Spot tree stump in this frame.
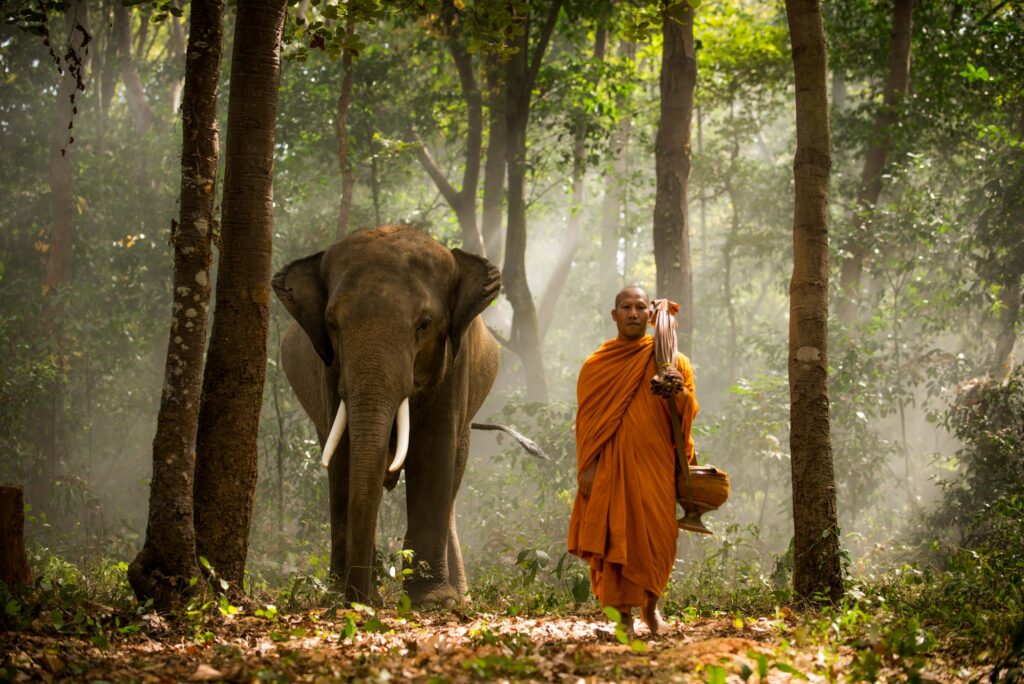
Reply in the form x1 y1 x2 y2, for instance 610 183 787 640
0 485 32 587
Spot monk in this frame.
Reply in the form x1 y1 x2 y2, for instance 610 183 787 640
568 286 698 637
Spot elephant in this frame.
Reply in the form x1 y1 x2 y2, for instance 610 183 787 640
271 224 500 607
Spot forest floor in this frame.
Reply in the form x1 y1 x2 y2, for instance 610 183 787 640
1 604 992 683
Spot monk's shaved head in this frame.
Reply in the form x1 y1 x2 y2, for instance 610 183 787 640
611 286 650 341
614 286 649 307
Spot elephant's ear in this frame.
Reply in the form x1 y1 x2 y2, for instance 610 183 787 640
272 251 334 366
449 248 501 360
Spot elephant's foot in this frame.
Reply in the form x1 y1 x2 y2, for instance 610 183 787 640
406 582 460 610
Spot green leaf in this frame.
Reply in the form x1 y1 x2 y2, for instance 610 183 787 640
705 665 727 684
772 662 809 679
343 615 357 639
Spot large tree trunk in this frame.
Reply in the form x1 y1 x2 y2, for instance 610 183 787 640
193 0 287 588
128 0 224 610
0 486 31 587
503 0 563 403
652 4 696 356
481 54 507 264
836 0 913 323
784 0 843 604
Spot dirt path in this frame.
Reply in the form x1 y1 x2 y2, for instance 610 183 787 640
1 608 976 682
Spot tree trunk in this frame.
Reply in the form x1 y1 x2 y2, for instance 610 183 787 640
481 53 507 264
98 0 118 141
114 0 157 134
992 279 1021 379
652 5 696 356
599 39 635 337
538 25 607 339
413 7 484 255
723 96 739 382
784 0 843 603
836 0 913 323
335 22 355 239
503 0 563 403
193 0 287 589
0 486 31 587
128 0 224 610
35 1 88 508
167 5 186 115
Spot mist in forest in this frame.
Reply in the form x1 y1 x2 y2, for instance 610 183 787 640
1 0 1019 607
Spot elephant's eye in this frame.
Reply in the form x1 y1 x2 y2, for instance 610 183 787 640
416 316 432 335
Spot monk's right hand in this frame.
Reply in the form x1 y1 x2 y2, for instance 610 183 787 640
579 460 598 500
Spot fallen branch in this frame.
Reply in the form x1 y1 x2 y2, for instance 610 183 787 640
471 423 548 459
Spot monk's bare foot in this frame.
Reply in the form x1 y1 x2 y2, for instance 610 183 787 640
641 598 667 636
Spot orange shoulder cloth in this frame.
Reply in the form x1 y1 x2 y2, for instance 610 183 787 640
575 336 655 475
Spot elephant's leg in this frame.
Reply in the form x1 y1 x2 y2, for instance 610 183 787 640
447 514 468 601
403 420 459 608
327 440 351 584
446 427 470 600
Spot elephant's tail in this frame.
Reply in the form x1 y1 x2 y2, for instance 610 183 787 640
471 423 549 460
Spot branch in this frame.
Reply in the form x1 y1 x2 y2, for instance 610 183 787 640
471 423 549 459
411 130 460 208
526 0 564 93
448 34 482 201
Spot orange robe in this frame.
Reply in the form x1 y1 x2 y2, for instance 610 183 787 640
567 335 698 608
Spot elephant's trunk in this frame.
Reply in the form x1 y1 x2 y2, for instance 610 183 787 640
339 344 413 603
343 395 393 602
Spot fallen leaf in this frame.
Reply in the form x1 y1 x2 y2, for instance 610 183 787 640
187 663 224 681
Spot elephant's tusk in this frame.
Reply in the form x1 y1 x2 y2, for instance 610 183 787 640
322 399 347 468
388 398 410 473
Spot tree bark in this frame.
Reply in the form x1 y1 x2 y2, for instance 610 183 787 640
652 4 696 356
784 0 843 603
481 53 507 264
193 0 287 589
836 0 913 323
503 0 563 403
128 0 224 610
0 486 31 587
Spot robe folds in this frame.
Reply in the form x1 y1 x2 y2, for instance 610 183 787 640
568 335 698 608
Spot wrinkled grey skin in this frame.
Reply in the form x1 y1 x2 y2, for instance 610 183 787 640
272 225 500 607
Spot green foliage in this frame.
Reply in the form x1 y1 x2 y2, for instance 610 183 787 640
927 368 1024 549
